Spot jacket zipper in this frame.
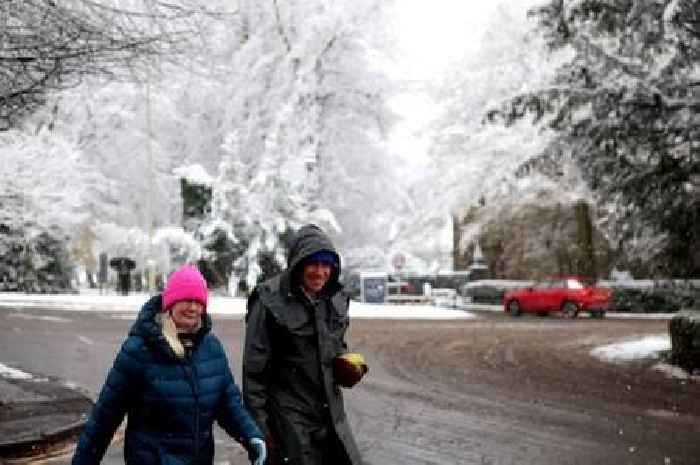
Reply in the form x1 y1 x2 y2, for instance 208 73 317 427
192 360 200 458
181 355 200 458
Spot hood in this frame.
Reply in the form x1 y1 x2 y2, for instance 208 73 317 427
285 224 341 294
129 295 212 358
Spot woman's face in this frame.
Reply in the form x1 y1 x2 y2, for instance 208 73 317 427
170 300 204 330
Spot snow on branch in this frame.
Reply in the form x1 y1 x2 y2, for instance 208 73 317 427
0 0 231 130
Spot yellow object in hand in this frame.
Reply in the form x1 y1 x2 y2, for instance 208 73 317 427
333 352 368 388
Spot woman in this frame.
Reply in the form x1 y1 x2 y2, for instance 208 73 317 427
72 265 266 465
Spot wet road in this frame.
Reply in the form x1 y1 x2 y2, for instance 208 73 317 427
0 307 698 464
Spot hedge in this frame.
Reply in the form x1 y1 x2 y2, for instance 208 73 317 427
669 310 700 373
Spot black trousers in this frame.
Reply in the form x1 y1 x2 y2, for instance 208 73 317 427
314 430 351 465
270 428 351 465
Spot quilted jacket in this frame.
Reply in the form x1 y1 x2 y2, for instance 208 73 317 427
72 295 262 465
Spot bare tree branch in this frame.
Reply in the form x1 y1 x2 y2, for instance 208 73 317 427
0 0 229 130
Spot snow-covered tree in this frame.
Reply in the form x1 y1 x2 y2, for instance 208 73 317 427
203 0 395 286
391 2 565 269
4 0 398 286
152 226 202 269
0 128 116 235
0 0 222 130
0 192 73 292
0 0 239 291
492 0 700 277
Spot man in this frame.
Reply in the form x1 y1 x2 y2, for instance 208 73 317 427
243 224 366 465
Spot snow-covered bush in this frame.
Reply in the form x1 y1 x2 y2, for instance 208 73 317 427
152 226 202 269
0 194 73 292
610 285 697 313
670 310 700 374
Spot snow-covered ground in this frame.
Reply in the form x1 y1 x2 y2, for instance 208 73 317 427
590 335 670 362
651 362 700 380
0 362 33 380
590 334 699 380
0 292 475 319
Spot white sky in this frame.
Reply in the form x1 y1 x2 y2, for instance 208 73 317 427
386 1 498 166
385 1 536 166
388 1 499 82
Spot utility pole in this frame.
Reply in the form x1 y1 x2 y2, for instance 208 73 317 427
144 0 159 291
145 65 155 291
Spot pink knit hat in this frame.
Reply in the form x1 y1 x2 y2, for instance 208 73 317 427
162 265 208 312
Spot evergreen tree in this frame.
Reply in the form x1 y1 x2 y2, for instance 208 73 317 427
491 0 700 277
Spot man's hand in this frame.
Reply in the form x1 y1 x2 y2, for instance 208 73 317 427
248 437 267 465
333 352 369 388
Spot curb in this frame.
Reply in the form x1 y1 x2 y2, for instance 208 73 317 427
0 370 93 461
0 419 86 460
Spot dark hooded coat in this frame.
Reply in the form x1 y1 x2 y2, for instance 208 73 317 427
243 225 362 465
71 295 262 465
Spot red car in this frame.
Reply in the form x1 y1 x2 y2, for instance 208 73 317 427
503 277 612 319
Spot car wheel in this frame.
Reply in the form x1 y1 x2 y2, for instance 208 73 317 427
561 301 579 319
507 300 521 317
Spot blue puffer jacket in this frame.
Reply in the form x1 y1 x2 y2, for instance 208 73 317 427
72 295 262 465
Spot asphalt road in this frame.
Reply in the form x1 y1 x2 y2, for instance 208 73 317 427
0 307 697 465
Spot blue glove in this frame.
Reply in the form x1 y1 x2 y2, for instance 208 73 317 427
248 437 267 465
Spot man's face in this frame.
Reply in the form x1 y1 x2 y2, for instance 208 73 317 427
301 261 332 295
170 300 204 330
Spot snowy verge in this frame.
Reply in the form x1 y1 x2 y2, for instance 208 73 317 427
0 362 33 380
651 362 700 381
349 303 475 319
590 335 670 362
0 292 475 320
589 335 700 380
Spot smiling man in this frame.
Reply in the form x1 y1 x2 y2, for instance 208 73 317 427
242 224 367 465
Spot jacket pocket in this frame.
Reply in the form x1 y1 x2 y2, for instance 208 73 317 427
328 312 348 333
124 433 160 465
270 306 315 336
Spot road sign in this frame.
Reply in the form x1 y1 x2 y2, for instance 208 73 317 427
392 253 406 271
